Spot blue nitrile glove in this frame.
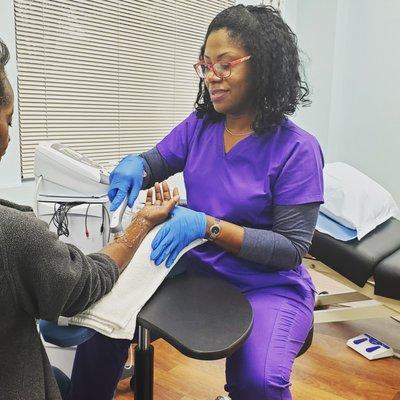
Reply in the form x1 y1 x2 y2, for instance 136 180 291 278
108 154 144 211
151 206 207 268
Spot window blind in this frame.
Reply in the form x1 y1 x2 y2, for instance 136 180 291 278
14 0 234 177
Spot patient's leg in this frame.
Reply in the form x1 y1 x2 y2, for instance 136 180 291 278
52 366 71 400
70 332 131 400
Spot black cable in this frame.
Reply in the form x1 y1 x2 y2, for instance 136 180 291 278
50 202 83 238
49 201 110 242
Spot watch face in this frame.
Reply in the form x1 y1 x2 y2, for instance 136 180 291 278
211 226 220 235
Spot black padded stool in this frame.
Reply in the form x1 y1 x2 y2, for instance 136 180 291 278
132 271 253 400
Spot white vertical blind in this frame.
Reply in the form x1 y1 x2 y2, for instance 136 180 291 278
14 0 234 177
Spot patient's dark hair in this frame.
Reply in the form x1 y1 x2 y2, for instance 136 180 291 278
0 39 10 107
195 4 310 133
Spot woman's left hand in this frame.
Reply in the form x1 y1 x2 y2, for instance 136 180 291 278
150 206 207 268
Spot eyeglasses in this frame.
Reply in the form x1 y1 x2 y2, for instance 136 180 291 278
193 55 251 79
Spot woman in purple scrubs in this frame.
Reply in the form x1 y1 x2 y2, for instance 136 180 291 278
71 5 323 400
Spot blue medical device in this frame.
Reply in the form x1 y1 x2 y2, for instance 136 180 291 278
347 333 394 360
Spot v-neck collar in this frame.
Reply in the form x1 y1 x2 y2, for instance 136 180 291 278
218 119 257 159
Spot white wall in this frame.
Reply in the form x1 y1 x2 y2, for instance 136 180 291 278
0 0 36 205
0 0 22 188
328 0 400 203
290 0 400 204
291 0 338 153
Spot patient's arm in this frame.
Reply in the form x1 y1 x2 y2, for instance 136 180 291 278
101 181 179 272
2 181 179 320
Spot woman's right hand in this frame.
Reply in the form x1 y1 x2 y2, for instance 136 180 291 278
108 154 144 211
137 181 180 229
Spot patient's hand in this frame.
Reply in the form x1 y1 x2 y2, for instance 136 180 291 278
137 181 179 229
102 182 179 272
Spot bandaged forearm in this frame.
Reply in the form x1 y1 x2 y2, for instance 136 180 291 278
140 147 174 189
101 215 153 272
238 203 320 270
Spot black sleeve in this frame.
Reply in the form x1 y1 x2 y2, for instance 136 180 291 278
237 203 320 270
140 147 174 189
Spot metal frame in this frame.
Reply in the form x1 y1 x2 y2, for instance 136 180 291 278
193 55 251 79
303 258 400 324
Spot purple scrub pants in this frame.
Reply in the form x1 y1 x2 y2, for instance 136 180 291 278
225 288 314 399
69 285 314 400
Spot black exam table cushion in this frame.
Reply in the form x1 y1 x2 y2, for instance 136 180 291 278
374 248 400 300
309 218 400 287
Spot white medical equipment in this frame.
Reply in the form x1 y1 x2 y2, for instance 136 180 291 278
34 141 186 248
34 142 130 377
34 142 121 253
347 333 394 360
34 142 110 199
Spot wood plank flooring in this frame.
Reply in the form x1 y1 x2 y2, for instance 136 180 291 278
116 317 400 400
116 269 400 400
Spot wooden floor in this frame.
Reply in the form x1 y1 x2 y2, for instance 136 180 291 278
116 269 400 400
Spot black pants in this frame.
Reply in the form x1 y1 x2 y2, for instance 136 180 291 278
52 366 71 400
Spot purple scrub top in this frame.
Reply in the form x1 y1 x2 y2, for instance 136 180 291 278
157 112 324 298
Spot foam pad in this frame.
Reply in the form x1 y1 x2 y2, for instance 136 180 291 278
39 320 95 348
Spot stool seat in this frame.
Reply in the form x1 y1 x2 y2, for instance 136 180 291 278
137 271 253 360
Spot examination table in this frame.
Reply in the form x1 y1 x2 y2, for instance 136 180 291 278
307 217 400 324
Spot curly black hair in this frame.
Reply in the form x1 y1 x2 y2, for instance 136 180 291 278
194 4 310 134
0 39 10 107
